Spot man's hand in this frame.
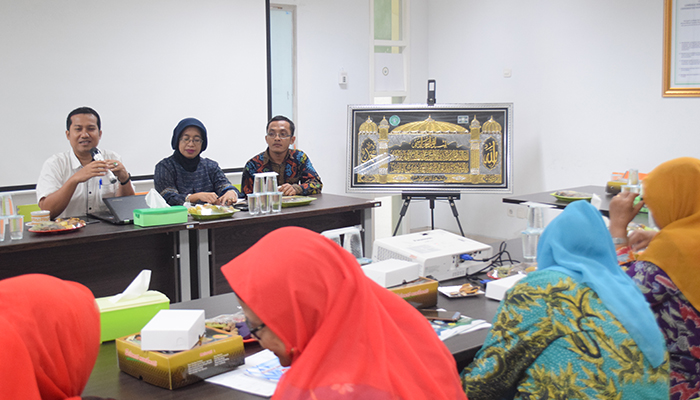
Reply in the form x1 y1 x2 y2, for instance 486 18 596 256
71 160 110 184
105 159 129 183
278 183 299 196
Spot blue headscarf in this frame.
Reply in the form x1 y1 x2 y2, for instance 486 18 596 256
537 200 666 368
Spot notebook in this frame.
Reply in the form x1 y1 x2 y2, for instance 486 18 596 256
89 194 148 225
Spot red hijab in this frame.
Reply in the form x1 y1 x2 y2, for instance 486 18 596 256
0 274 100 400
222 227 467 400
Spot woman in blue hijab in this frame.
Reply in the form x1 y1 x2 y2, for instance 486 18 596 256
154 118 241 206
462 201 669 400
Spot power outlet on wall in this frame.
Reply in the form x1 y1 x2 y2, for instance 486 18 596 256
506 204 528 219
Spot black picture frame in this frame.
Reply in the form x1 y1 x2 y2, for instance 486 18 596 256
346 103 513 194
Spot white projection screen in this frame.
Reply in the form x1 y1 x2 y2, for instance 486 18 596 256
0 0 268 187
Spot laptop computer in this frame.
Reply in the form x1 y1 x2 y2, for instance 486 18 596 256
89 194 148 225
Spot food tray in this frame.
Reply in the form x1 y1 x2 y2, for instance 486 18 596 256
281 196 317 208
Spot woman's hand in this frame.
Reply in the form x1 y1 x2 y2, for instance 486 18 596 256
189 192 219 204
608 192 645 239
628 230 658 251
218 190 238 206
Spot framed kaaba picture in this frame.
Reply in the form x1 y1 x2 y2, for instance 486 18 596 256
346 103 513 194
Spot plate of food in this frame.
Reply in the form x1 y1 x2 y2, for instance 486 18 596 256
438 283 484 298
281 196 317 208
28 218 86 234
551 190 593 202
188 204 239 220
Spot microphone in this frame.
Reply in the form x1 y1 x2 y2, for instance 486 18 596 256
90 148 118 184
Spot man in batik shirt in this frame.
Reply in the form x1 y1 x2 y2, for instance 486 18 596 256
241 115 322 196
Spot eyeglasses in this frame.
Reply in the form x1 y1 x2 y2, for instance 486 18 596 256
180 136 203 145
266 132 292 139
247 321 267 340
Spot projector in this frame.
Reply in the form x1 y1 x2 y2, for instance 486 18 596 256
372 229 493 281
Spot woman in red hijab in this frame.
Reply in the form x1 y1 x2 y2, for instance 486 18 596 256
0 274 101 399
222 226 467 400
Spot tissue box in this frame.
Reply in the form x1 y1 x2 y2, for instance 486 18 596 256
96 290 170 343
141 309 205 351
388 277 439 308
362 259 420 288
134 206 188 227
485 274 527 301
116 327 245 390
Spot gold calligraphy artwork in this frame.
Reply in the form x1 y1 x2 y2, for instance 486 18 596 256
353 112 506 188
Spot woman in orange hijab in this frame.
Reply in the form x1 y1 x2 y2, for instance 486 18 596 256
610 157 700 400
222 226 467 400
0 274 102 400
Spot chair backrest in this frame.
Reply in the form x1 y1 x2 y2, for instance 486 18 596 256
17 204 41 220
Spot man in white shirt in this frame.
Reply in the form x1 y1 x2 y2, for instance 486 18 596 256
36 107 135 219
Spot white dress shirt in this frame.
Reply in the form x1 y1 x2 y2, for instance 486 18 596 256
36 150 130 219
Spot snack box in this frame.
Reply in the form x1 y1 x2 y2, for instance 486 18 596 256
116 327 245 390
95 290 170 343
388 277 438 308
141 309 205 351
134 206 188 227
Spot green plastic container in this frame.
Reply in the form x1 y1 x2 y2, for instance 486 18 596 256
133 206 188 227
95 290 170 342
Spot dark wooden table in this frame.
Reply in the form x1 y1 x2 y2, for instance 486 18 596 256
198 193 380 296
0 219 193 300
83 238 518 400
0 193 379 302
502 185 613 216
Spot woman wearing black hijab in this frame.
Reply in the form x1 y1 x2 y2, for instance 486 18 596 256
154 117 241 206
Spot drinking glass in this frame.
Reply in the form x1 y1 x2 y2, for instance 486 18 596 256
521 230 540 265
1 194 14 216
253 175 265 194
248 194 261 216
259 192 271 214
264 174 278 194
9 215 24 240
270 192 282 213
526 206 543 231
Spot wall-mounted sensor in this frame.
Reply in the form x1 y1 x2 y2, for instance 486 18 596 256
339 71 348 85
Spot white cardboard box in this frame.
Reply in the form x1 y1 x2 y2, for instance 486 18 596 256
362 259 420 288
141 309 205 351
485 274 526 301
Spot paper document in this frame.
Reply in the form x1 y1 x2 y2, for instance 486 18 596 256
206 349 283 397
431 316 491 341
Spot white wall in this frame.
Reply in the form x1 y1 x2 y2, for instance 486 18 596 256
8 0 697 242
272 1 372 196
413 0 700 240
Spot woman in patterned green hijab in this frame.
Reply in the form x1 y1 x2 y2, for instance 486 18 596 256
462 200 669 400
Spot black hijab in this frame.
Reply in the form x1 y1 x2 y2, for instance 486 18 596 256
171 118 208 172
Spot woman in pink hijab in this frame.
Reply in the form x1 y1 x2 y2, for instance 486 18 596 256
222 226 467 400
0 274 103 399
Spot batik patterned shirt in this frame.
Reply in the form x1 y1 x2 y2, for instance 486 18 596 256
462 270 669 400
241 149 322 195
627 260 700 400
